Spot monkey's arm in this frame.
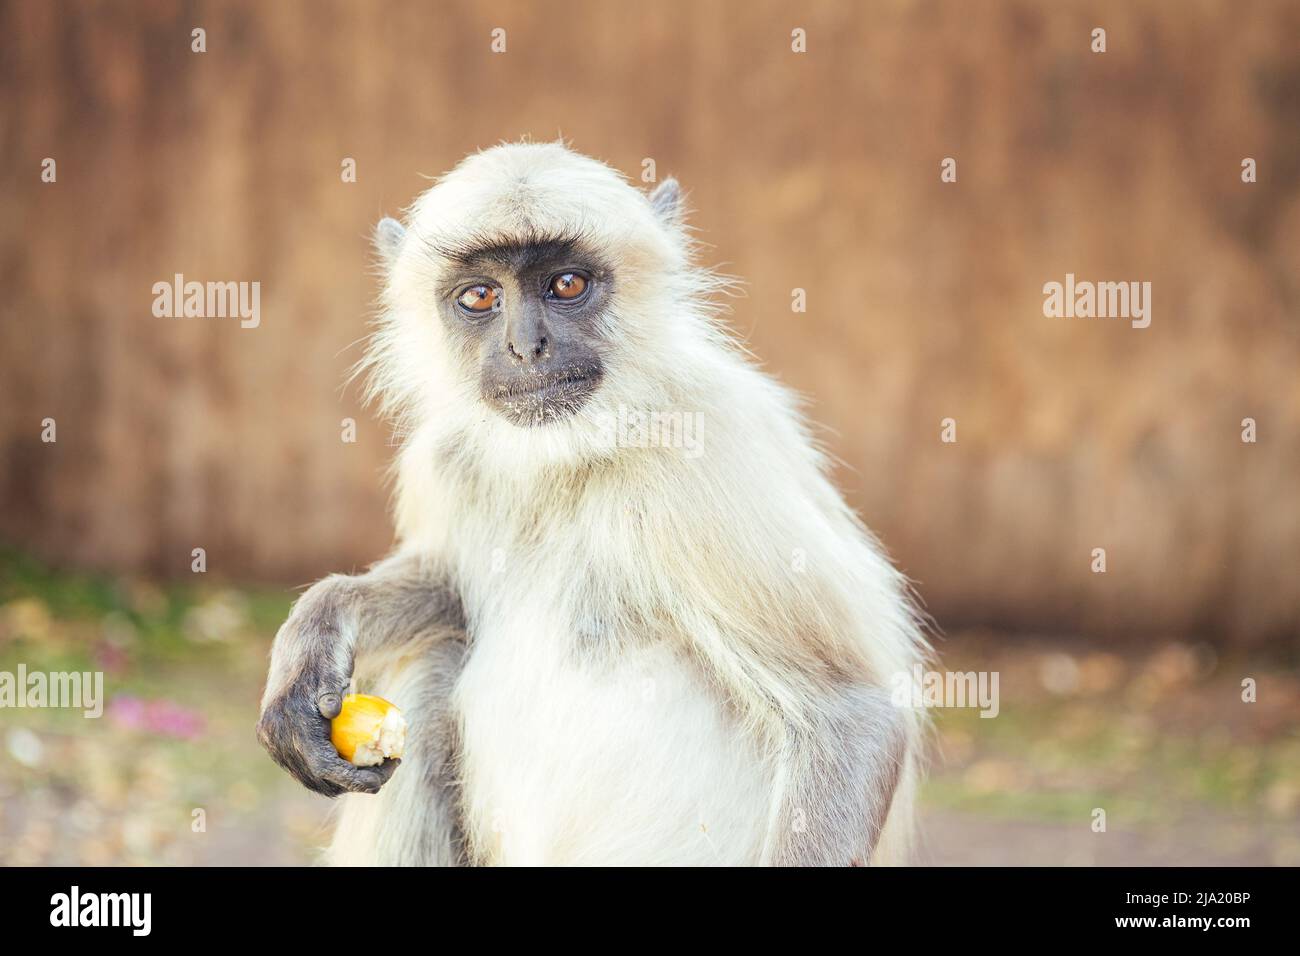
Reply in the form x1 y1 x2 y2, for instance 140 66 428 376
761 683 908 866
256 549 463 797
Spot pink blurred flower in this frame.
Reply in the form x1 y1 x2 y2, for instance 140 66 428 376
108 695 205 740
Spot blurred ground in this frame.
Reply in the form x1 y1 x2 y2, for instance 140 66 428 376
918 632 1300 865
1 549 1297 866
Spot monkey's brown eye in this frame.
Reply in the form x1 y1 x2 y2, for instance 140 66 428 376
548 272 588 300
456 285 499 314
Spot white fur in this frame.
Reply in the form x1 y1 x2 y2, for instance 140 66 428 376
342 142 929 865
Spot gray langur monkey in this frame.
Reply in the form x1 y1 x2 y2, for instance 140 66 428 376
256 142 930 866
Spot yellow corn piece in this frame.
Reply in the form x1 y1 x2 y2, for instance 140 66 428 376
330 694 407 766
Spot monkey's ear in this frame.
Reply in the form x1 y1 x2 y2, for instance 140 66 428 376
648 177 682 226
374 216 407 266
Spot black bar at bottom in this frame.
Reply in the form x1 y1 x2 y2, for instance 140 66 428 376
0 865 1285 941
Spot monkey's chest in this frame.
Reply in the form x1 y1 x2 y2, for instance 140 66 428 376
452 616 771 866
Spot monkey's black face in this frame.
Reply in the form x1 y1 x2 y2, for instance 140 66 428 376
436 237 610 428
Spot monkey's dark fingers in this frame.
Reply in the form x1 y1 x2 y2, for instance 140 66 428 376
307 739 401 794
257 717 342 797
258 688 344 793
258 678 397 796
364 758 401 788
312 664 353 718
317 688 344 719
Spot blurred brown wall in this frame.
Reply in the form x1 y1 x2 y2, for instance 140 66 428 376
2 0 1298 646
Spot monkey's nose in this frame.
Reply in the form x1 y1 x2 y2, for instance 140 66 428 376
507 335 549 365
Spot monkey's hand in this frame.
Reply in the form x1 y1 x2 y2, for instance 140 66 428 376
255 611 400 798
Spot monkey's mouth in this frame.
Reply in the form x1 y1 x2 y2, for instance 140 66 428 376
483 367 604 427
